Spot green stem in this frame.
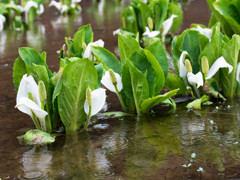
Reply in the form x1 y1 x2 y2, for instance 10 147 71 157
193 84 201 98
114 85 127 112
31 111 41 130
84 105 92 130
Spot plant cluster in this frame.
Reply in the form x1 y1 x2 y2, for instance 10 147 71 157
115 0 183 46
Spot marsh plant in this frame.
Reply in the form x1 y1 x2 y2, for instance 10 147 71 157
0 0 44 31
166 23 240 109
49 0 82 14
13 24 178 136
207 0 240 38
114 0 183 46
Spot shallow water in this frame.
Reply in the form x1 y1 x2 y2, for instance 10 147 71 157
3 0 240 179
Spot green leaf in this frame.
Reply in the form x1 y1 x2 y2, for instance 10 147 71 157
163 98 176 112
121 6 139 34
58 59 98 133
152 0 168 31
95 64 103 88
165 73 187 95
221 35 240 97
13 57 27 91
128 61 149 114
186 95 210 109
91 46 121 74
118 34 140 65
167 1 183 33
146 40 168 79
141 89 179 113
102 111 134 118
73 28 85 56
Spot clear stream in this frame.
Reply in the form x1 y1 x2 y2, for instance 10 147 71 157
2 0 240 179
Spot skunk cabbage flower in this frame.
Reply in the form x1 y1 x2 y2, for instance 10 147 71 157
0 15 6 32
196 26 212 40
143 27 160 38
49 0 68 14
179 51 188 79
16 74 48 119
24 1 44 23
187 72 204 88
236 63 240 83
206 56 233 79
162 14 177 38
84 88 106 117
83 39 104 60
113 29 121 36
101 70 122 93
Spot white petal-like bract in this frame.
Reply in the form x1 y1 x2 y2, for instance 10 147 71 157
83 39 104 60
236 63 240 83
196 26 212 40
143 27 160 38
49 0 61 10
187 72 204 88
101 70 122 93
179 51 188 79
84 88 106 116
162 14 177 37
113 29 121 36
206 56 233 79
0 14 6 32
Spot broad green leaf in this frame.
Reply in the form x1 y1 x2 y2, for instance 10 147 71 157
91 46 121 74
121 6 139 34
167 1 183 33
95 64 103 88
73 28 85 56
118 34 140 65
165 73 187 95
221 35 240 97
78 24 93 45
130 49 164 97
128 61 149 114
152 0 168 31
141 89 179 113
163 98 176 112
146 40 168 79
58 59 98 133
186 95 210 109
13 57 27 91
52 78 63 104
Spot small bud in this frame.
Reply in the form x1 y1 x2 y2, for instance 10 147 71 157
82 42 87 51
147 17 153 31
28 92 34 102
109 69 117 86
122 17 126 28
86 88 92 106
185 59 192 73
38 81 47 103
201 56 209 75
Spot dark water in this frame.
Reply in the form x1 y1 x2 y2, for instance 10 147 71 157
3 0 240 179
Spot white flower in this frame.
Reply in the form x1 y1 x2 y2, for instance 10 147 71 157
83 39 104 60
196 26 212 40
179 51 188 79
187 72 204 88
162 14 177 38
101 70 122 93
197 167 204 173
143 27 160 38
84 88 106 117
113 29 121 36
16 74 48 119
72 0 81 3
191 153 196 159
24 1 38 22
49 0 68 14
37 4 44 15
236 63 240 83
182 163 191 168
0 14 6 32
206 56 233 80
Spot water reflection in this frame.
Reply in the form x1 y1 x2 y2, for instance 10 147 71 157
16 100 240 179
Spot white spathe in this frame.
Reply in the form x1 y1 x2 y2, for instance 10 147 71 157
101 70 123 93
24 1 38 23
143 27 160 38
113 29 121 36
83 39 104 60
236 63 240 83
16 74 48 119
206 56 233 79
196 26 212 40
187 72 204 88
37 4 44 15
162 14 177 37
179 51 188 79
84 88 106 116
0 14 6 32
49 0 68 14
